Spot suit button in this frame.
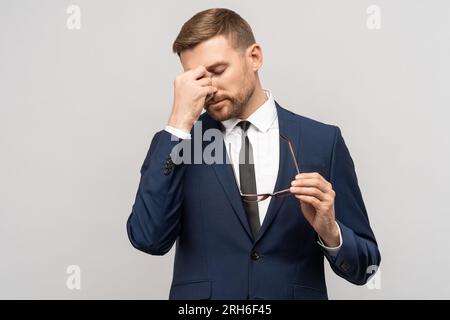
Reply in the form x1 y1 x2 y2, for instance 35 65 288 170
340 261 351 272
251 251 260 260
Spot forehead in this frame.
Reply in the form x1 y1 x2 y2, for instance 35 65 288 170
180 35 237 71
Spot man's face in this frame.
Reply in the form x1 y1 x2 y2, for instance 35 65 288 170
180 35 257 121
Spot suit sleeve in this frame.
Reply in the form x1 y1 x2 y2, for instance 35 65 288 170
126 130 186 255
321 126 381 285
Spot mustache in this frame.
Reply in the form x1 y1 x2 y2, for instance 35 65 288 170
206 95 230 105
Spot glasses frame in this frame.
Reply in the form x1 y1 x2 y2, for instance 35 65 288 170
240 134 300 202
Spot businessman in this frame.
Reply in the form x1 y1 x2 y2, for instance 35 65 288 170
127 8 381 300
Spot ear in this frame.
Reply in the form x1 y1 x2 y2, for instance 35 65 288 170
246 43 263 72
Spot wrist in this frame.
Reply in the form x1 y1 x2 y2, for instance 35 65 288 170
168 114 193 133
319 222 340 247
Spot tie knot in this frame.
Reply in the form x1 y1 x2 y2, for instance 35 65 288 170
237 120 251 132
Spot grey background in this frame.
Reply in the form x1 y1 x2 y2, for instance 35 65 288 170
1 0 449 299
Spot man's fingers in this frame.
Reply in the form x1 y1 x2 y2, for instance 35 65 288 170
295 195 321 209
295 172 326 181
291 178 330 192
197 76 212 87
290 186 327 201
291 177 325 187
189 65 208 80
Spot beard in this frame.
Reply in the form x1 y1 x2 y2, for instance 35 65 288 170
204 81 256 122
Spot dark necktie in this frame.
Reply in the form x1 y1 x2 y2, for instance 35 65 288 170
238 120 261 240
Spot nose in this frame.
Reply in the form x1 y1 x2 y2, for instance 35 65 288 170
210 74 218 89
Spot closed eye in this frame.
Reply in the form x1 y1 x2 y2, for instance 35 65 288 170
211 68 226 76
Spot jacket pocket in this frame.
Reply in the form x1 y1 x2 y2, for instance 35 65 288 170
169 280 212 300
291 284 328 300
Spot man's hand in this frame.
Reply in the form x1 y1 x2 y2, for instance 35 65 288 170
290 172 340 247
168 65 218 133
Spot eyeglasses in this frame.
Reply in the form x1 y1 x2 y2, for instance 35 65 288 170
240 134 300 202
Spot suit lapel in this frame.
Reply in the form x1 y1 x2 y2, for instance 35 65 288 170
200 113 254 241
255 102 301 243
199 102 301 244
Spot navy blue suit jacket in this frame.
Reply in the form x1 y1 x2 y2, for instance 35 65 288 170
127 102 381 300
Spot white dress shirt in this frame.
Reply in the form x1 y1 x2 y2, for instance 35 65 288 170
220 90 279 223
165 90 341 255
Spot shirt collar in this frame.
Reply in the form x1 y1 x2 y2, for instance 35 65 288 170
221 89 277 133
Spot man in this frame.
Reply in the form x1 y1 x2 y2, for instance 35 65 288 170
127 8 381 300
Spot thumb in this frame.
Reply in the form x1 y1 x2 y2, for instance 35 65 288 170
298 198 315 225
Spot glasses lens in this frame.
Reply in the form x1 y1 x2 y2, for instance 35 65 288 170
274 189 291 198
240 136 298 203
242 194 269 202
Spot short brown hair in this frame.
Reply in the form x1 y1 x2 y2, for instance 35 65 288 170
172 8 256 56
